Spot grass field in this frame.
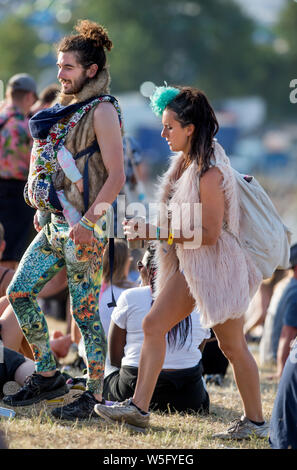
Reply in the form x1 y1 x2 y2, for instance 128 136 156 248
0 318 279 450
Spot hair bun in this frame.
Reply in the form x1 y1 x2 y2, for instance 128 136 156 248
75 19 113 51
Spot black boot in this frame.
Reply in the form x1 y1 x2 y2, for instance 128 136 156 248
3 371 68 406
51 391 104 420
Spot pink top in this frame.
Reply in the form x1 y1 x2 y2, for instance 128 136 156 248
0 103 32 180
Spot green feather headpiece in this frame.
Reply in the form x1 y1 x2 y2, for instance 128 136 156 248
150 85 180 117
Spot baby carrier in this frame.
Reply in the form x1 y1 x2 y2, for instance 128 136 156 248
25 94 121 215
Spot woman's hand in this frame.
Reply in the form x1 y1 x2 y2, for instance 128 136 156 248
69 222 94 246
122 217 148 240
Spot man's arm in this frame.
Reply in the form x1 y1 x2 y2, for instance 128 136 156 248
69 102 125 245
85 102 126 223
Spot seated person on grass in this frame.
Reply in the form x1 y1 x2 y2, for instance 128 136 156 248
269 337 297 449
275 244 297 380
102 243 210 414
0 347 35 399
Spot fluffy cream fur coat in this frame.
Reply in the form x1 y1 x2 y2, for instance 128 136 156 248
154 141 262 328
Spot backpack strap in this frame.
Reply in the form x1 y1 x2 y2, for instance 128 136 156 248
107 237 117 308
73 139 100 213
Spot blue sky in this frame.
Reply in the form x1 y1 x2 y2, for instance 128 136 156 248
234 0 286 25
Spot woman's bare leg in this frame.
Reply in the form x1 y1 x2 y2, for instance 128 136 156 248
0 296 9 316
70 314 81 344
14 357 35 385
50 331 72 358
1 304 34 360
213 316 264 422
132 270 195 412
66 295 72 335
0 304 24 352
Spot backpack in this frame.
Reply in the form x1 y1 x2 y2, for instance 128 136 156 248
226 169 291 280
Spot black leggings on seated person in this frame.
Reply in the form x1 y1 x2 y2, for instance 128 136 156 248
103 361 209 414
0 347 26 395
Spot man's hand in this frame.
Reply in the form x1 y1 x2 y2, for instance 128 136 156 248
34 212 42 232
69 222 94 246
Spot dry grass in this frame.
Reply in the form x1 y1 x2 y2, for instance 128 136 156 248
0 320 279 450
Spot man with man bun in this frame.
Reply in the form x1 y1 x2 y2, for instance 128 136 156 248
4 20 125 420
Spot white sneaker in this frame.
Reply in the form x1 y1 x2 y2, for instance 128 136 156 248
94 397 150 433
212 416 270 440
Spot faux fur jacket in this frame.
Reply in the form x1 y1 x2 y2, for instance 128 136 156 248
154 141 262 328
53 67 119 213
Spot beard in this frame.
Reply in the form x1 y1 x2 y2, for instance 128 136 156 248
62 71 91 95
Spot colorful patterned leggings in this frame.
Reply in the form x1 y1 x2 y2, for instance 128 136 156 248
7 216 107 395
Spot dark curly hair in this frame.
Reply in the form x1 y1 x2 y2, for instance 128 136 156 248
167 87 219 176
57 19 113 76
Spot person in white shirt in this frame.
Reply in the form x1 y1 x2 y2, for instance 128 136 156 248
102 243 210 414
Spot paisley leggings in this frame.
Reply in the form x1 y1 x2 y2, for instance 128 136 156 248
7 215 107 395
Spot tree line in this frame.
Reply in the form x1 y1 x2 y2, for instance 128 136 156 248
0 0 295 123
